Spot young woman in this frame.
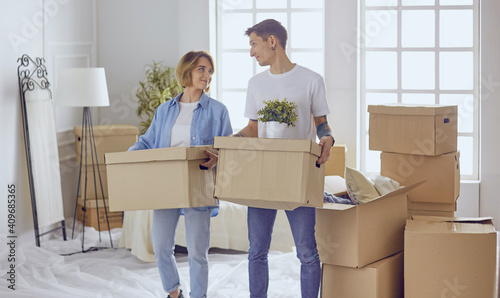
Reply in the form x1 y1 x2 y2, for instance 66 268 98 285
128 51 232 298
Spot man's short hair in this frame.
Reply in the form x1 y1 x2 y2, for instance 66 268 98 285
176 51 214 92
245 19 288 49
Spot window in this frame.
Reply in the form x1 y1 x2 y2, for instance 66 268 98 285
360 0 479 180
215 0 325 130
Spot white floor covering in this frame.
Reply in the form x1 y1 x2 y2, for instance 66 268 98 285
0 220 301 298
1 221 499 298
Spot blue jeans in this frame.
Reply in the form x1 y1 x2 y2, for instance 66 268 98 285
151 208 211 298
248 206 321 298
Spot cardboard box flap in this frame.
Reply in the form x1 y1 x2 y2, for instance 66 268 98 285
105 146 210 165
376 180 426 200
320 202 356 211
411 215 494 223
74 124 139 136
368 104 458 116
406 217 497 234
213 136 322 157
319 181 425 211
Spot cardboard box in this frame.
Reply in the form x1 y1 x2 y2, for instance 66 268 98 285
407 209 455 219
407 199 456 212
316 182 422 268
405 216 497 298
213 137 325 210
368 104 457 156
75 124 139 164
381 151 460 204
76 197 122 230
321 252 403 298
105 146 217 211
79 164 108 199
325 144 346 177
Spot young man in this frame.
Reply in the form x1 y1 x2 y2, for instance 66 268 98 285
234 19 334 298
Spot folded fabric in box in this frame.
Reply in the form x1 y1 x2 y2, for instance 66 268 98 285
345 167 400 204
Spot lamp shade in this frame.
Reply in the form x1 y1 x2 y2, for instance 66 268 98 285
55 68 110 107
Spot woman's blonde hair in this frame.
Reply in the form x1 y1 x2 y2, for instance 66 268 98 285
175 51 215 92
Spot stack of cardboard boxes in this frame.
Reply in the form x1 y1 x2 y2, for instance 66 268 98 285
74 124 139 230
315 180 419 297
368 104 497 298
369 104 460 217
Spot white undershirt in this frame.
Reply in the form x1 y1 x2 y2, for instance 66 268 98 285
170 101 198 147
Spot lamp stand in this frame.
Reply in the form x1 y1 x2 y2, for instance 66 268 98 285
71 106 114 252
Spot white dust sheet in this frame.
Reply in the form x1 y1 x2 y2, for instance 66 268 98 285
0 221 302 298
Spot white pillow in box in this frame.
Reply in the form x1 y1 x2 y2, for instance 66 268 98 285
372 174 400 195
345 167 380 204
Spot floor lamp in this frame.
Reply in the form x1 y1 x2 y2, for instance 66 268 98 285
56 68 113 252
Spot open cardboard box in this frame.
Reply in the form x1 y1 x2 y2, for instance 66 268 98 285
105 145 217 211
316 181 424 268
405 215 497 298
213 137 325 210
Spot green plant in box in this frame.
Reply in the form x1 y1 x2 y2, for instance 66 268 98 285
136 61 183 134
257 98 298 127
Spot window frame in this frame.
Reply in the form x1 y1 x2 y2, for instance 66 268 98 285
215 0 326 131
359 0 479 180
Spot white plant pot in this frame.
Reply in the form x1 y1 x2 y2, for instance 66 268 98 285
262 121 288 139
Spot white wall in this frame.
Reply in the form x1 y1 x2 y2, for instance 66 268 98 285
0 0 45 237
0 0 102 239
325 0 358 169
96 0 180 128
480 0 500 227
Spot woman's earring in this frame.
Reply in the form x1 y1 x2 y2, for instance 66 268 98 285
272 46 275 51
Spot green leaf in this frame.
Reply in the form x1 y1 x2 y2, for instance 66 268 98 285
257 98 298 127
136 60 182 134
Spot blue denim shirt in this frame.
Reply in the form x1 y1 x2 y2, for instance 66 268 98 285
129 92 232 150
129 92 233 215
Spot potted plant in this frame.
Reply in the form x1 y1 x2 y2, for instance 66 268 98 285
136 61 183 134
257 98 297 138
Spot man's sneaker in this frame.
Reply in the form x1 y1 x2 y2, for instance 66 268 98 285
167 289 183 298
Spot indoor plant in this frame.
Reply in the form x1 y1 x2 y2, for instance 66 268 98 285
257 98 297 138
136 61 183 134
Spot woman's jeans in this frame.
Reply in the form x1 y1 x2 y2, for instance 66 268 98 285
248 206 321 298
152 208 211 298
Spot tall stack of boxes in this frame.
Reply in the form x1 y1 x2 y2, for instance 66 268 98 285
368 104 460 217
74 124 139 230
368 104 497 297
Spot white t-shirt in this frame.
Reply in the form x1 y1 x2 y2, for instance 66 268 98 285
170 101 198 147
244 64 331 141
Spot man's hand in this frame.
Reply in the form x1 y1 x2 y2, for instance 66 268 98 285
200 149 218 169
317 136 334 165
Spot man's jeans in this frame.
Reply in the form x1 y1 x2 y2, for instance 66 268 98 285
248 206 321 298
